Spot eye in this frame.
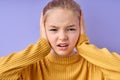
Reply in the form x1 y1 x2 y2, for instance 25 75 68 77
49 29 57 31
67 28 76 31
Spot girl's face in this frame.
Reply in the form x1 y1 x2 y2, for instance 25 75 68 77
45 8 80 57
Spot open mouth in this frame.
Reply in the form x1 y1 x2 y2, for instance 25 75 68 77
57 43 69 50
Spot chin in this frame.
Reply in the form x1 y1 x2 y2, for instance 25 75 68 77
51 48 74 57
56 51 74 57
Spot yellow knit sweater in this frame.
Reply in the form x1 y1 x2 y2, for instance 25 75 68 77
0 34 120 80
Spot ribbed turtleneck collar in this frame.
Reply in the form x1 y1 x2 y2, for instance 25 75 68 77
45 53 81 64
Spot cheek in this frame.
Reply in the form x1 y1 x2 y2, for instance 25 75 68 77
46 32 56 46
48 37 57 50
71 36 79 43
69 32 79 45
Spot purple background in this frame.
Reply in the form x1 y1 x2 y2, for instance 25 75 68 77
0 0 120 57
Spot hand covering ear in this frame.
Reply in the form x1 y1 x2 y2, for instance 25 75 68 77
80 11 86 35
40 13 47 40
77 11 89 45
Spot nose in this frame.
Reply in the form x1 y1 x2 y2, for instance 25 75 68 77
59 31 68 41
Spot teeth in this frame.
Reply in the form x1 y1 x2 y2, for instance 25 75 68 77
58 44 68 47
60 45 66 46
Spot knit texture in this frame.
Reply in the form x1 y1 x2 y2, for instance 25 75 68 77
0 34 120 80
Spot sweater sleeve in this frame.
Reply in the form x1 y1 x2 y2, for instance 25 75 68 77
77 34 120 72
0 38 51 79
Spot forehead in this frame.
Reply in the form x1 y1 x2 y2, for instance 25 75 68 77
45 8 79 27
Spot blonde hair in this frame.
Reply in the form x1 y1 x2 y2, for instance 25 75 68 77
43 0 81 19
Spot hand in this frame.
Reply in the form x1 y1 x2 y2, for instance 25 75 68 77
40 13 47 39
80 11 86 34
76 11 88 46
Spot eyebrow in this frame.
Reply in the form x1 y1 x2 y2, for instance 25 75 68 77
49 25 58 28
67 25 76 28
49 24 76 28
